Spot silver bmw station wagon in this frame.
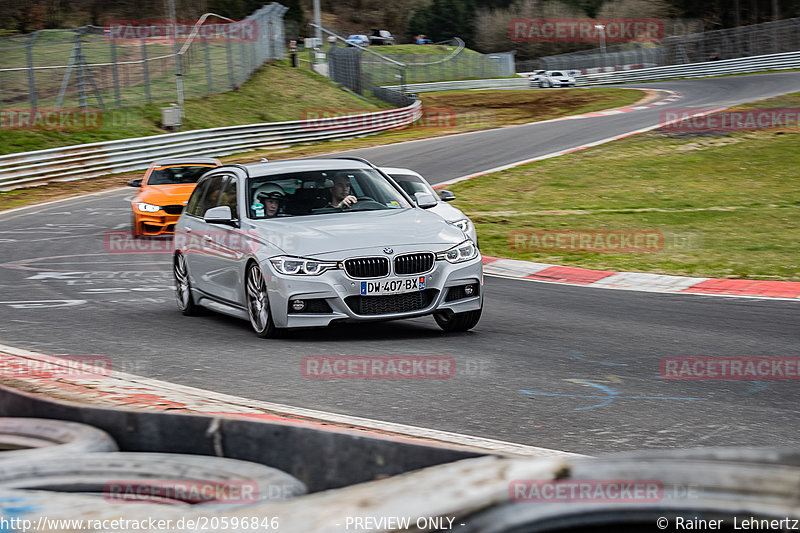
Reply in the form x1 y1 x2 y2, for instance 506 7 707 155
172 157 483 338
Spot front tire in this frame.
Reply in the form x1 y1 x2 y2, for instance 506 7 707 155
246 263 278 338
174 253 200 316
434 308 482 332
131 214 141 238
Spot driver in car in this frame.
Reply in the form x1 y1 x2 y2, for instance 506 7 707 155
328 174 358 209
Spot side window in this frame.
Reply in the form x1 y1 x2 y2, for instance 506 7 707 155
185 178 211 217
193 176 225 218
219 176 239 219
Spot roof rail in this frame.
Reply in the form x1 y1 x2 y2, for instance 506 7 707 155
217 163 251 177
330 156 375 167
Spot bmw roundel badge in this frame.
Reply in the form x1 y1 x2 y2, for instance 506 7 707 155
383 248 393 254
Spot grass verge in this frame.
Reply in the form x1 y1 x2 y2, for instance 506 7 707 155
449 92 800 281
0 60 385 155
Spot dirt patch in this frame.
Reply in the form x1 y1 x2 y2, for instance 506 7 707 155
422 90 624 123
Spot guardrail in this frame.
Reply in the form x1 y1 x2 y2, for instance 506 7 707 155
578 49 800 85
386 49 800 92
387 78 527 93
0 101 421 190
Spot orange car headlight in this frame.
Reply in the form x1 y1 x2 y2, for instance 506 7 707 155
135 202 160 213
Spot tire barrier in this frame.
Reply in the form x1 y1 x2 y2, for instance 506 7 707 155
0 451 307 506
458 448 800 533
0 417 118 459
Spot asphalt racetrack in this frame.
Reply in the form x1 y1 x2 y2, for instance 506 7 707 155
1 72 798 454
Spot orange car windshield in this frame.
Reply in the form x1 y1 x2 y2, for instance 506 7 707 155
148 165 215 185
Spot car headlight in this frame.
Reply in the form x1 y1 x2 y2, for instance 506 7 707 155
135 202 160 213
270 256 339 276
436 240 478 264
449 218 470 233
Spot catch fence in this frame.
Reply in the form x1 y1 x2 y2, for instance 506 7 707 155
0 3 288 111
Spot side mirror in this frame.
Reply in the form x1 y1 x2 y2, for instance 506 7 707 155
204 206 236 226
127 178 142 187
439 190 456 202
414 192 438 209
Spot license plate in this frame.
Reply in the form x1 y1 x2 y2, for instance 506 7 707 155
361 276 426 296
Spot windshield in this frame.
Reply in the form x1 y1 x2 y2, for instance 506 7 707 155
247 168 412 219
389 173 436 198
146 165 216 185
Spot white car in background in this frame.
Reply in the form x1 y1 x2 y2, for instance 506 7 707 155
528 70 547 87
538 70 576 88
381 167 478 246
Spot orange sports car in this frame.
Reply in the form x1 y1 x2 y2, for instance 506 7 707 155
128 157 221 237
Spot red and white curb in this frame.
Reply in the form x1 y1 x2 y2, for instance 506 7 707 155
516 89 682 122
0 343 582 458
482 256 800 299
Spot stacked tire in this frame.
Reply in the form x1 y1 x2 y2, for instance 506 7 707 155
0 417 307 508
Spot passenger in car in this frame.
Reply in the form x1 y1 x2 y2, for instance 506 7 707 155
254 183 286 218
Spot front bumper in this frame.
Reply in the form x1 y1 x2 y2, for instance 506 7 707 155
133 211 181 236
263 256 483 328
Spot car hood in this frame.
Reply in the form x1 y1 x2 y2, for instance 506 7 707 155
135 184 196 205
429 202 468 223
246 209 467 257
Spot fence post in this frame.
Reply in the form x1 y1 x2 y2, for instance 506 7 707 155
26 31 40 110
203 38 212 94
225 33 236 89
141 40 151 103
109 38 122 108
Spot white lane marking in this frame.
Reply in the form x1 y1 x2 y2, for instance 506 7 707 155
0 343 583 458
0 300 87 308
0 187 129 219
